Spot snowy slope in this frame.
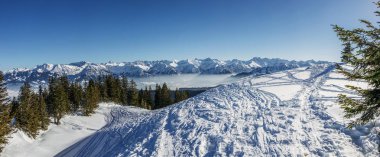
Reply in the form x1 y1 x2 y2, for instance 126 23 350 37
53 64 379 157
1 104 118 157
4 58 328 83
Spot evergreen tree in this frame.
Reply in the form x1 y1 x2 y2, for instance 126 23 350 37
120 77 129 105
174 88 181 103
38 86 50 130
127 80 139 106
16 82 32 132
113 77 122 103
49 77 70 125
0 71 11 152
105 75 115 102
160 83 172 107
180 91 189 101
16 82 39 138
69 82 83 113
28 93 40 138
46 78 54 116
60 76 70 96
143 86 153 109
333 1 380 127
98 76 108 101
154 84 161 109
83 80 100 116
138 89 144 108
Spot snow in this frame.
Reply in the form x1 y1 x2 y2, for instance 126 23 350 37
2 64 379 157
169 61 178 68
293 71 311 80
259 84 303 101
4 58 328 83
328 72 346 79
52 64 378 157
134 64 150 71
324 79 369 89
1 103 117 157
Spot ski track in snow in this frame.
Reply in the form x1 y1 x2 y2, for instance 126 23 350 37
50 65 378 156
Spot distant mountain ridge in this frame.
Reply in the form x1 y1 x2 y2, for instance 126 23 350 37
4 57 329 83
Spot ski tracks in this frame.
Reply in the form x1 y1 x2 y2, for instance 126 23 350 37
56 64 377 157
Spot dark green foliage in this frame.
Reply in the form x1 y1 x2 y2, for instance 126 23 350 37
153 83 175 109
104 75 122 103
160 83 172 107
16 82 39 138
69 82 83 113
127 80 139 106
60 76 70 97
174 88 189 103
138 89 144 108
333 1 380 127
143 86 153 109
0 71 11 152
38 86 50 130
154 84 162 109
120 77 129 105
28 93 41 138
83 80 100 116
98 76 109 102
48 77 70 125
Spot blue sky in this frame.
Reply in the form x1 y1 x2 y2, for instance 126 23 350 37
0 0 377 70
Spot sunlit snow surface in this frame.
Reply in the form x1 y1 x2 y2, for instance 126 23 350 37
2 103 117 157
3 64 379 157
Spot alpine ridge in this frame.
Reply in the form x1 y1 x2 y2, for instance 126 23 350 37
4 57 328 83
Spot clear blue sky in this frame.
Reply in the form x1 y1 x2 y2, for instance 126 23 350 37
0 0 377 70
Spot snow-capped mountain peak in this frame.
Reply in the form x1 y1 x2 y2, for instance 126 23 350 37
4 57 329 83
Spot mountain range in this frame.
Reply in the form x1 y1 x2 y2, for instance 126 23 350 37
4 57 329 83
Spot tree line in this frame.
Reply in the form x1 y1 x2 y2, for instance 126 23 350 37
0 73 189 152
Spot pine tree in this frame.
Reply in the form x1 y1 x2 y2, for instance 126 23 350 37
127 80 139 106
105 75 114 102
143 86 153 109
333 1 380 127
49 77 70 125
120 77 129 105
16 82 39 138
38 86 50 130
113 77 122 103
69 82 83 113
138 89 144 108
98 76 108 101
28 93 40 138
160 83 172 107
16 82 32 132
60 76 70 97
83 80 100 116
0 71 12 152
154 84 161 109
46 78 54 116
180 91 189 101
174 88 181 103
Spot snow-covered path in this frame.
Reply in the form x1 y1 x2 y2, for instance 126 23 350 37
55 64 379 157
